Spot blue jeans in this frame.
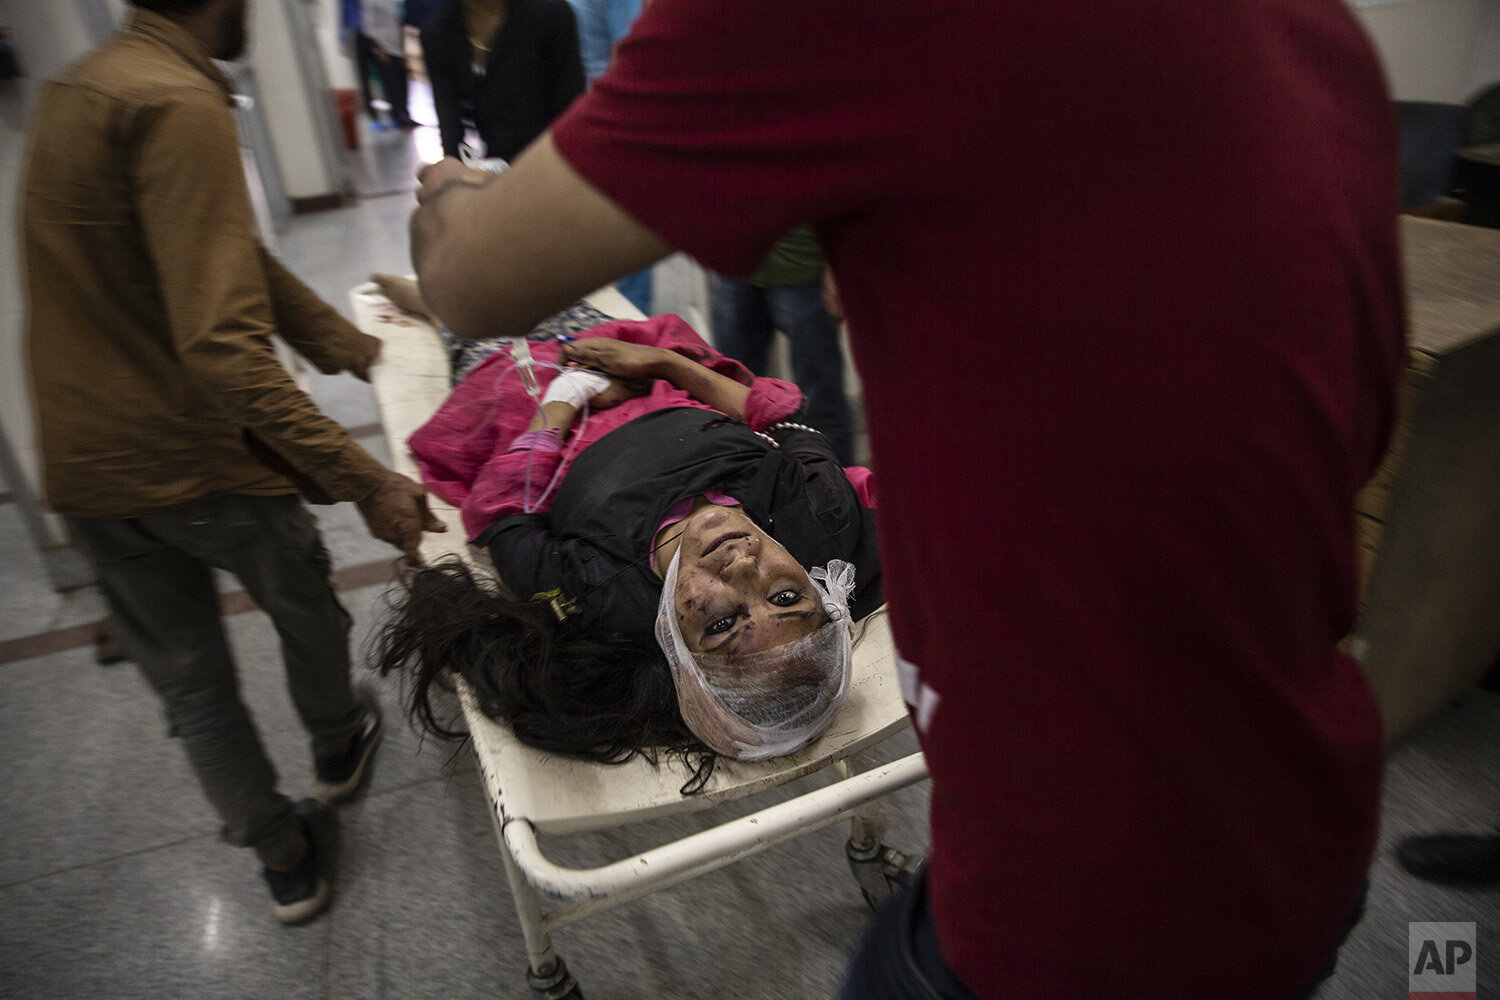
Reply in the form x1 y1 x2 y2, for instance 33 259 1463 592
615 268 653 315
838 870 1365 999
710 275 855 465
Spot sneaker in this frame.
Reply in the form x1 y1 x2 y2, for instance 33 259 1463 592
1396 829 1500 886
310 691 383 804
263 799 336 925
93 618 129 666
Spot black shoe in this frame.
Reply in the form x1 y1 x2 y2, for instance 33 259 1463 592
1396 829 1500 886
310 691 383 804
93 619 129 666
263 799 336 925
1480 654 1500 693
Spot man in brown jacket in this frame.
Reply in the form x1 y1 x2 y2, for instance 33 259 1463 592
21 0 444 924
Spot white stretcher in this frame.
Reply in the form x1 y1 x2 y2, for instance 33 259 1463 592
352 282 929 999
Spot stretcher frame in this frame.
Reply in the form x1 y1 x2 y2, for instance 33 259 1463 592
353 281 928 998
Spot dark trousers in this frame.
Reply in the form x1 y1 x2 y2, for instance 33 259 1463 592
838 871 981 1000
355 32 410 124
838 870 1364 999
68 494 363 869
710 275 856 465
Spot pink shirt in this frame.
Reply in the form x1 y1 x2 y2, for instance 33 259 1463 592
410 314 803 539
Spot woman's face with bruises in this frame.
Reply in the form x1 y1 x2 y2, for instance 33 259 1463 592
669 505 825 657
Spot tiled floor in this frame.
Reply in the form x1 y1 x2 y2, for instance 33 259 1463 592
1 122 1498 1000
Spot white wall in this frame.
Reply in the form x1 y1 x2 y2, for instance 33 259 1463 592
2 0 95 81
1463 4 1500 100
0 0 103 544
313 0 356 91
1355 0 1500 103
248 0 342 200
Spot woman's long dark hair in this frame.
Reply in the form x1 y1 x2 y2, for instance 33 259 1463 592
370 557 718 792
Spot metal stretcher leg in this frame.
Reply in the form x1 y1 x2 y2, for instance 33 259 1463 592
489 787 586 999
835 754 924 909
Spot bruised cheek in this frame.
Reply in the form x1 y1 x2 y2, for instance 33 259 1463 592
673 571 719 625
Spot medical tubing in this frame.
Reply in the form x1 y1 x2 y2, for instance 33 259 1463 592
524 401 588 514
489 351 592 514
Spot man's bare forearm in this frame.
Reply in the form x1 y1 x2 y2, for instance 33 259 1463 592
410 133 673 341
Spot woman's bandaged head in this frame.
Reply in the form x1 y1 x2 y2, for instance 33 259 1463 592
655 537 855 761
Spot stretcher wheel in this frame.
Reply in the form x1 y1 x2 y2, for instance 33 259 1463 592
527 955 584 999
846 837 923 910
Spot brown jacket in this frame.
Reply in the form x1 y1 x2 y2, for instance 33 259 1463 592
22 9 387 519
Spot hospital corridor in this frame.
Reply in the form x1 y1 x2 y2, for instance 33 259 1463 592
4 2 1500 999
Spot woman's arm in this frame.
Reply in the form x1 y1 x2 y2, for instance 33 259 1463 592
458 371 641 531
412 133 672 340
558 339 752 421
527 400 581 433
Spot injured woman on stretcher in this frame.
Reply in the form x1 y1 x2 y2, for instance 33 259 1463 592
372 309 881 790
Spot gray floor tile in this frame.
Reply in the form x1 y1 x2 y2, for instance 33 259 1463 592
0 833 329 1000
0 490 67 642
347 121 435 200
308 498 401 578
1318 692 1500 999
0 584 429 888
274 195 418 305
321 746 930 1000
324 777 521 1000
0 646 207 887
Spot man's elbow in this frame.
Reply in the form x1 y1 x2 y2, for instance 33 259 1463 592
407 216 474 337
415 260 490 341
410 209 496 339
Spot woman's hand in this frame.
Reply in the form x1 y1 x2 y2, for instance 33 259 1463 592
559 339 669 380
589 375 652 409
562 338 753 421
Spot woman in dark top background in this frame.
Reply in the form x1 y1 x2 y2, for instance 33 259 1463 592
422 0 586 162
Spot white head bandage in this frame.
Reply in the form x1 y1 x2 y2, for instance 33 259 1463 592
655 544 855 761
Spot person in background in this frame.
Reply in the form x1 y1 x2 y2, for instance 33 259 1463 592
421 0 584 164
360 0 415 129
21 0 444 925
401 0 445 129
1395 657 1500 889
563 0 650 312
711 226 855 465
406 0 1406 996
340 0 370 114
1398 825 1500 886
565 0 639 85
403 0 445 31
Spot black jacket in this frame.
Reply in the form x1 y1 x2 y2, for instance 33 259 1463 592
480 408 882 642
421 0 586 161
